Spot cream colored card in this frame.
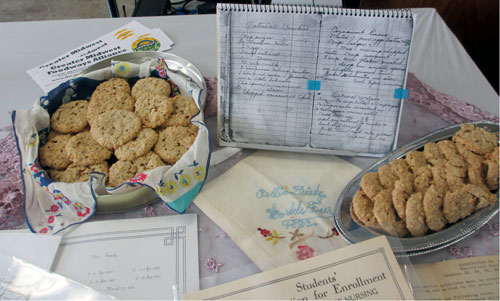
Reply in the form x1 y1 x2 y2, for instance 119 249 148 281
412 255 499 300
183 236 414 300
194 150 361 271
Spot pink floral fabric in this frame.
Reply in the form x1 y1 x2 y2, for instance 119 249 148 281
406 72 499 124
0 128 25 230
204 76 218 118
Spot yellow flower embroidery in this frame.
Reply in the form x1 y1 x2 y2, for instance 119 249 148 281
27 136 37 147
115 62 131 77
193 166 205 181
156 186 166 197
166 180 178 194
179 174 191 188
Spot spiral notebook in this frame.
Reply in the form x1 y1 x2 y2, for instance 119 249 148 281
216 4 415 157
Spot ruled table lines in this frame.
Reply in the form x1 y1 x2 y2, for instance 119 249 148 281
218 8 413 155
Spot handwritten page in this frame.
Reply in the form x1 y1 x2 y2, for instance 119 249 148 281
183 236 414 300
0 252 113 300
218 5 413 156
411 255 499 300
51 214 199 300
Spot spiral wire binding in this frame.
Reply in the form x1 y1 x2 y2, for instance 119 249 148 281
217 3 412 18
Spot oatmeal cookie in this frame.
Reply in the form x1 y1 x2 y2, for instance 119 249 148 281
423 142 445 166
456 146 483 167
50 100 89 134
38 134 72 169
467 163 487 189
396 173 414 193
94 78 130 95
360 172 383 199
485 145 499 163
65 132 112 166
405 151 427 172
405 192 428 237
90 109 142 149
109 160 137 187
423 185 447 231
131 77 171 99
443 191 462 224
463 184 497 210
63 162 108 183
390 158 412 177
430 165 448 196
437 140 466 167
390 158 415 187
162 95 199 127
115 128 158 161
350 202 365 228
391 174 414 220
47 169 66 182
87 91 135 125
377 165 398 190
458 190 476 219
443 187 476 223
392 182 409 221
483 160 499 190
453 124 498 155
414 165 432 193
373 189 408 237
134 93 174 128
46 129 62 141
444 161 467 189
154 126 197 164
135 151 165 174
351 189 379 229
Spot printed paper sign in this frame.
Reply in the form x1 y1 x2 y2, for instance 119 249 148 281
27 21 174 93
183 236 414 300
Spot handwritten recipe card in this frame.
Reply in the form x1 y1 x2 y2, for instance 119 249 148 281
217 4 414 156
51 214 199 300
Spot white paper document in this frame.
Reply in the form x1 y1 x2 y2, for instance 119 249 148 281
0 252 113 300
27 21 174 93
52 214 199 300
183 236 414 300
0 230 61 271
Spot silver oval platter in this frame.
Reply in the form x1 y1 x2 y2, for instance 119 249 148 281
333 121 499 256
79 52 207 213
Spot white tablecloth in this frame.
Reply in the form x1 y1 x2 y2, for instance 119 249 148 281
0 7 497 291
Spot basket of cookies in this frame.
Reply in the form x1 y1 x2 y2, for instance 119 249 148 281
334 121 499 255
13 53 210 234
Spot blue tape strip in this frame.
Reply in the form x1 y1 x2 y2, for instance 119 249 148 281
307 80 321 91
394 88 409 99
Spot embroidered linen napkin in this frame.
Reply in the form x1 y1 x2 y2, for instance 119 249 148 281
194 150 361 271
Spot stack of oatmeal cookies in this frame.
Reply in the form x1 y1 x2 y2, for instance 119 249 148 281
351 124 499 237
38 77 199 187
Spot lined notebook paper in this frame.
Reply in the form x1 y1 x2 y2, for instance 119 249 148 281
217 4 414 156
